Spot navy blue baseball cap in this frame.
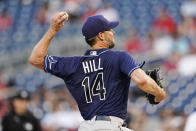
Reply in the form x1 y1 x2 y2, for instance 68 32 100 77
82 15 119 39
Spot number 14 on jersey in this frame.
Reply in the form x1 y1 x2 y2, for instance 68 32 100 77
82 72 106 103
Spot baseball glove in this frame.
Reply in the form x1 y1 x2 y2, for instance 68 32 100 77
145 68 163 105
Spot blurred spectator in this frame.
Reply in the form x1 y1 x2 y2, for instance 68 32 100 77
150 8 177 58
80 0 102 22
184 112 196 131
180 0 196 52
84 0 101 10
140 108 186 131
161 115 186 131
163 51 181 72
152 35 173 57
0 72 8 119
2 90 42 131
162 29 190 72
36 2 49 26
151 7 176 36
178 16 196 52
178 16 195 37
170 29 190 56
81 3 97 22
96 2 119 21
124 30 144 54
64 0 81 23
42 0 64 24
41 108 82 131
181 0 196 18
28 89 43 120
139 32 156 56
177 54 196 76
0 9 13 32
41 88 83 131
152 28 190 59
127 106 148 131
48 0 63 12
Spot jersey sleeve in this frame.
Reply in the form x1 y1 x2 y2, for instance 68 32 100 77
44 55 78 79
119 51 142 76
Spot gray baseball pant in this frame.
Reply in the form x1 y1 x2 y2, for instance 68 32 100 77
78 116 134 131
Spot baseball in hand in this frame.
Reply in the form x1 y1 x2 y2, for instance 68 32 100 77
64 12 69 21
50 11 69 33
59 11 69 21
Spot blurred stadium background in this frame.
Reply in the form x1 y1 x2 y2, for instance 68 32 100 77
0 0 196 130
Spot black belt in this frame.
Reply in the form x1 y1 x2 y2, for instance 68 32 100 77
95 116 127 127
95 116 111 121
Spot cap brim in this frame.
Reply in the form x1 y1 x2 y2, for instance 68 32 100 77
107 21 119 30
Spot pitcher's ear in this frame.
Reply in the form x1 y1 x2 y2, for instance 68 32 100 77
97 32 105 41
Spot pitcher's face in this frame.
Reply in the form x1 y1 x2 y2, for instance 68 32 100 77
103 29 115 49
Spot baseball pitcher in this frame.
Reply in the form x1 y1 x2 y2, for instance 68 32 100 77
29 12 166 131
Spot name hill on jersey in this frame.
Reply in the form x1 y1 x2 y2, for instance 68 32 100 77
82 58 103 74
